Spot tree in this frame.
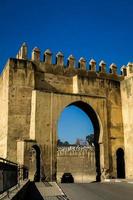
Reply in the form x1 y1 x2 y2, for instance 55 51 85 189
86 134 94 146
63 141 69 146
57 139 63 146
57 139 70 146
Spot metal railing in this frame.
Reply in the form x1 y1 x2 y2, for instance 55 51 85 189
18 165 28 182
0 158 28 194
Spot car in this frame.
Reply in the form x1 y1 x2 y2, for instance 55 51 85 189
61 173 74 183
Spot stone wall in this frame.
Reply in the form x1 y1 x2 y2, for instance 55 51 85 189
0 43 128 181
0 61 9 158
121 63 133 179
57 146 96 183
7 59 34 161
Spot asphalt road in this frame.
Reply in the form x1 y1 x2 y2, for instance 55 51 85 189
59 182 133 200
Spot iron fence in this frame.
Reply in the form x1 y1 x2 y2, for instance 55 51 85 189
0 158 28 194
18 165 28 181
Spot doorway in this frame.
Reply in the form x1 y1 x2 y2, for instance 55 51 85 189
32 145 40 182
116 148 125 178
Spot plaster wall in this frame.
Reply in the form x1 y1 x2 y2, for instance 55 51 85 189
121 75 133 178
0 61 9 158
57 147 96 183
0 48 125 181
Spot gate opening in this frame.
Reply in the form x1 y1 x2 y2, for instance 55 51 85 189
29 145 40 182
57 101 101 182
116 148 125 178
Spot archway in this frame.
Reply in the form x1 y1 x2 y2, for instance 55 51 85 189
29 145 40 182
58 105 94 145
116 148 125 178
57 101 101 182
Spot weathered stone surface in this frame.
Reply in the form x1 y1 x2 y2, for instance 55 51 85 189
0 45 131 181
57 146 96 183
121 64 133 179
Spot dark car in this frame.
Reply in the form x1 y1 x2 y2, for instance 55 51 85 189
61 173 74 183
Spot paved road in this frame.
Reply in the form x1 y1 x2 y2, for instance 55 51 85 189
59 182 133 200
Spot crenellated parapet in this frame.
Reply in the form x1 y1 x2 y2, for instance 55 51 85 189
1 43 129 181
57 146 95 156
13 43 128 82
4 42 131 96
16 42 28 60
121 62 133 78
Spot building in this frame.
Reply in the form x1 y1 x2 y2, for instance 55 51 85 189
0 43 132 181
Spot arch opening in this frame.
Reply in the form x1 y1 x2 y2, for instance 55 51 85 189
58 104 94 145
116 148 125 178
29 145 40 182
57 101 101 182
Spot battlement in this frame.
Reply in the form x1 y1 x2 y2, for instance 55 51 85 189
1 43 131 182
121 62 133 78
13 43 133 82
57 146 95 156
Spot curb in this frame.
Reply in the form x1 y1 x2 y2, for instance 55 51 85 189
103 179 133 184
56 183 70 200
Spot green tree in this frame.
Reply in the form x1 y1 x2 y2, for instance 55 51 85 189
57 139 63 146
57 139 70 146
86 134 94 146
63 141 69 146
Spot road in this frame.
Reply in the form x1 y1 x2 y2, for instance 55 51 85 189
59 182 133 200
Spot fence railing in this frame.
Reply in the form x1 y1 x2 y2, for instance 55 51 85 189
18 165 28 182
0 158 28 194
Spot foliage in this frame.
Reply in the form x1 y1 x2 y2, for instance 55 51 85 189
57 139 70 146
86 134 94 146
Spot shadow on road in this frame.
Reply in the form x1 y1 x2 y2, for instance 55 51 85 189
25 182 44 200
12 182 44 200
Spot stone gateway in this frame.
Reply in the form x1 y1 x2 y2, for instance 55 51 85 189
0 43 132 181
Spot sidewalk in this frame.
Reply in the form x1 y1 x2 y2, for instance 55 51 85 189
103 179 133 184
35 182 68 200
0 180 30 200
1 181 68 200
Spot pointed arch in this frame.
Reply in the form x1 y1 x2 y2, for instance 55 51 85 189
116 148 125 178
57 100 102 181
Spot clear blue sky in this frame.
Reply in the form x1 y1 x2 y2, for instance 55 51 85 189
58 105 93 144
0 0 133 143
0 0 133 70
